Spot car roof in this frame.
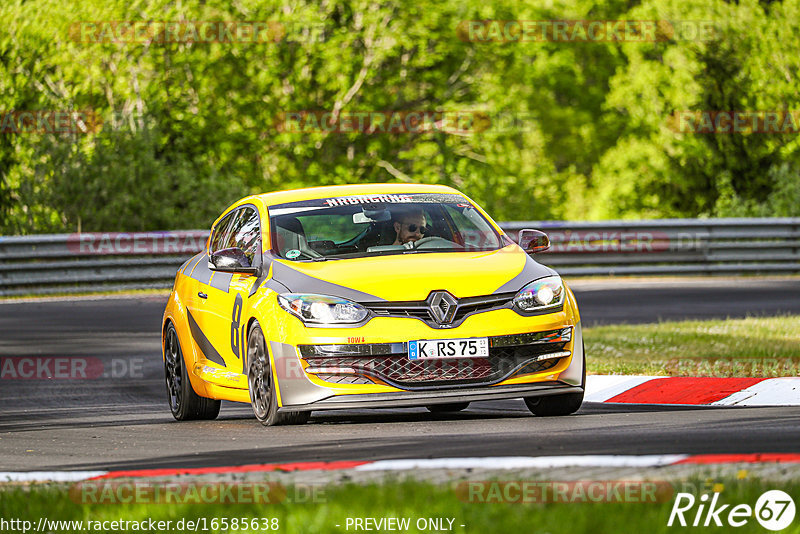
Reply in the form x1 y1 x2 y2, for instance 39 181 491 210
243 183 463 207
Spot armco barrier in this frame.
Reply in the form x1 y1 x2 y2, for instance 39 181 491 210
0 218 798 296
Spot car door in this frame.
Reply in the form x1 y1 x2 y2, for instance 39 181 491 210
203 206 262 375
183 210 237 370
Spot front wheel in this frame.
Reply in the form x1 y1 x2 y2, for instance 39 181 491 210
524 391 583 416
524 343 585 417
164 322 220 421
247 321 309 426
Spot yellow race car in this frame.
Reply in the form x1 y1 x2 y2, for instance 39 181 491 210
162 183 585 425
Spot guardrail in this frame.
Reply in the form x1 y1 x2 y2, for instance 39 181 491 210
1 218 798 296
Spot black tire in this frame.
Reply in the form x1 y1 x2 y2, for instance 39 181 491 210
247 321 309 426
426 402 470 413
524 390 584 416
524 342 585 417
164 322 221 421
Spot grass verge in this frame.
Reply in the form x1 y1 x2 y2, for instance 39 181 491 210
1 478 797 534
585 315 800 376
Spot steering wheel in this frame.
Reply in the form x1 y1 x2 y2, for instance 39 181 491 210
406 236 462 250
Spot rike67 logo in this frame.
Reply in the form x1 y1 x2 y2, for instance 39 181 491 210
668 490 796 530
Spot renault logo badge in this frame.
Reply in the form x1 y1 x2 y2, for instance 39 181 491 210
429 291 458 325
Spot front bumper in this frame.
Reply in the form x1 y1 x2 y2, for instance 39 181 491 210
280 382 584 411
269 321 585 410
298 327 572 390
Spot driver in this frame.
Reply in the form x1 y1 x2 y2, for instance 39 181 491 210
392 208 427 246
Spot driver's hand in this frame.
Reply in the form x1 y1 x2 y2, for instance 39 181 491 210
403 240 416 250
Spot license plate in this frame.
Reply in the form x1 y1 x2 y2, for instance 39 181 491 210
408 337 489 360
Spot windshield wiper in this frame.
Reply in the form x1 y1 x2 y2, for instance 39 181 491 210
405 247 496 254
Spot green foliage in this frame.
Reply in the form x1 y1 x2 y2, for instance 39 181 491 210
1 0 799 233
602 0 800 218
714 163 800 217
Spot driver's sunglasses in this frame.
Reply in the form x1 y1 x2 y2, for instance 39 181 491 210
404 223 429 233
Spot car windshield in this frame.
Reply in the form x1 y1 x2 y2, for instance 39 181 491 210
269 193 504 261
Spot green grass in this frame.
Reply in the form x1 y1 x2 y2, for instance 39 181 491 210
1 478 798 534
585 315 800 376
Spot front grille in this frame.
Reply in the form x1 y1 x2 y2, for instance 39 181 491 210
299 327 572 389
362 292 516 328
453 293 517 322
314 374 373 385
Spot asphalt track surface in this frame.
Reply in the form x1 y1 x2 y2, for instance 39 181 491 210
1 278 799 472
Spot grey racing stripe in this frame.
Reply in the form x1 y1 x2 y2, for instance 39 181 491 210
492 254 556 294
271 261 385 302
183 254 204 276
177 257 193 275
209 272 233 293
191 256 214 285
186 309 226 367
263 278 290 294
248 253 275 297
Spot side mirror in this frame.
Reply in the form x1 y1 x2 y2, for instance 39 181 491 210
209 247 258 274
518 229 550 254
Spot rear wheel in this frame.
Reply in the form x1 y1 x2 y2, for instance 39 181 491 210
247 321 309 426
426 402 470 413
164 323 220 421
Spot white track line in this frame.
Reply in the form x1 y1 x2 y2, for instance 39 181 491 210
354 455 689 471
712 378 800 406
0 471 108 482
584 375 661 402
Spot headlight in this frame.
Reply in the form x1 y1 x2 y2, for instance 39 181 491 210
277 293 369 325
513 276 564 312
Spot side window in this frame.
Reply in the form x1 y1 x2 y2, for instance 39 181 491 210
228 207 261 264
210 211 236 253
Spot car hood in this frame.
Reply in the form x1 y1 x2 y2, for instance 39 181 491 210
268 244 555 302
